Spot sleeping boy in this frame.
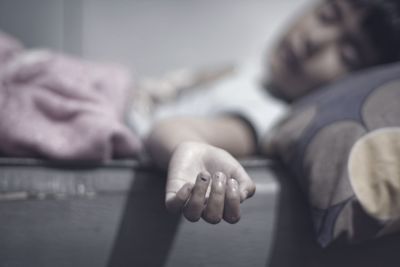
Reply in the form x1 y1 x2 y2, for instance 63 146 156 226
0 0 399 225
144 0 400 224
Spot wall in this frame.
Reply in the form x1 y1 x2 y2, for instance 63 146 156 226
0 0 311 76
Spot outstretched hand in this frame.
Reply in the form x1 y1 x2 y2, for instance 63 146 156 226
165 141 256 224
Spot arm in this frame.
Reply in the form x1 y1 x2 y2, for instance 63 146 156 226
146 116 257 224
146 115 257 169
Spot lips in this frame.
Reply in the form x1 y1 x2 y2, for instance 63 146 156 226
278 39 300 73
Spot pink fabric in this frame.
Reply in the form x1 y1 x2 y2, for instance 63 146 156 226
0 33 142 161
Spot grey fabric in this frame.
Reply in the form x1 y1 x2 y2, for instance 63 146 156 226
268 62 400 246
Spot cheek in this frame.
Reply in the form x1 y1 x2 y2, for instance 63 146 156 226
303 48 348 87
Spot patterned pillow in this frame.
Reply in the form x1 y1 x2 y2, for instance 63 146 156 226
265 62 400 247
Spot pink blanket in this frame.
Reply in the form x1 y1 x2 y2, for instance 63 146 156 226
0 32 142 161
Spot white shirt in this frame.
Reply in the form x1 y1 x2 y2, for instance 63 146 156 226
127 61 289 142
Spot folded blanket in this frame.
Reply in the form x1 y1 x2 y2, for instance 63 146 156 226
0 32 142 161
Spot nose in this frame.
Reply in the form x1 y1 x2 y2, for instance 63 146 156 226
301 26 340 59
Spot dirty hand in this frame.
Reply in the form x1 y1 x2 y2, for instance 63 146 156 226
165 141 256 224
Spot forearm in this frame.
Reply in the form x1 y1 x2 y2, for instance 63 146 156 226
146 116 257 169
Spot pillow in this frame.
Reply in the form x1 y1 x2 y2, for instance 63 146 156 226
265 62 400 247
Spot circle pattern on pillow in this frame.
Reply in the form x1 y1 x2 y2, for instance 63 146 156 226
349 128 400 221
266 106 316 163
270 67 400 246
362 81 400 130
304 121 365 209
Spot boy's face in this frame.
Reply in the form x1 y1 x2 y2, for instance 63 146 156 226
267 0 380 101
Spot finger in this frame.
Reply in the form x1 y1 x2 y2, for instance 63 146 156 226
165 183 193 213
202 172 226 224
223 179 241 224
183 172 211 222
232 165 256 202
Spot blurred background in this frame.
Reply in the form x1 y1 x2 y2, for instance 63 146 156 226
0 0 310 77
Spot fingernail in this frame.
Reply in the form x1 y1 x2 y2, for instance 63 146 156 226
216 174 226 188
216 172 226 182
229 179 238 190
198 172 210 182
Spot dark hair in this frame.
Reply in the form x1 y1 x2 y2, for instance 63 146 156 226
358 0 400 64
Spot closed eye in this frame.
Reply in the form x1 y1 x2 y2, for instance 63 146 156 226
317 1 342 24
